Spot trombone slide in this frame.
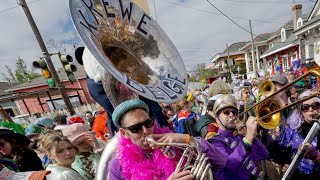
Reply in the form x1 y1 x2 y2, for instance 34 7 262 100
282 121 320 180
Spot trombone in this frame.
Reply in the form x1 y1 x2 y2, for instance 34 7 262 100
238 69 320 129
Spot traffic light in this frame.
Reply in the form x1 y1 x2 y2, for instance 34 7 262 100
59 53 77 84
33 59 55 87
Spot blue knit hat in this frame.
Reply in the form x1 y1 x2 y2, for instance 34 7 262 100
112 99 149 128
34 117 53 128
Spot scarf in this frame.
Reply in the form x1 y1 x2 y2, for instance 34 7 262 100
117 124 179 180
298 123 313 139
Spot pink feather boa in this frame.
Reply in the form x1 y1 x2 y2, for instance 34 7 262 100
117 123 179 180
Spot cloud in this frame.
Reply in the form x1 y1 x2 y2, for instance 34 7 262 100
0 0 316 76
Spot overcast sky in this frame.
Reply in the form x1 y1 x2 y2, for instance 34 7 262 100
0 0 316 78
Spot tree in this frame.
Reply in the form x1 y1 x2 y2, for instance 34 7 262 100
2 57 40 83
15 57 29 83
1 65 17 83
189 63 217 83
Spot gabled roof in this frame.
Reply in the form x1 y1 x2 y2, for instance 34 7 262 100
301 13 310 21
260 33 299 58
240 32 274 51
0 82 18 96
283 20 293 30
223 41 248 54
211 41 247 62
295 14 320 35
308 0 320 21
6 63 86 91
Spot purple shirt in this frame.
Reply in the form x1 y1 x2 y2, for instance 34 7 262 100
209 129 269 180
108 137 226 179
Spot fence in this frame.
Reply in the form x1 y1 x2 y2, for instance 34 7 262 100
12 103 101 124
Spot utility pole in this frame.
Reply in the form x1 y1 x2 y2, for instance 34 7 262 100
226 43 232 74
18 0 75 115
249 20 256 77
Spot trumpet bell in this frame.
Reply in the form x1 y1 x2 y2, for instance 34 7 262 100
69 0 188 103
256 96 285 129
260 80 275 97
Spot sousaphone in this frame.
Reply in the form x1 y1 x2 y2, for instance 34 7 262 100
69 0 197 179
69 0 188 105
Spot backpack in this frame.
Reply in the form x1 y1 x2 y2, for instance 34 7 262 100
172 112 197 136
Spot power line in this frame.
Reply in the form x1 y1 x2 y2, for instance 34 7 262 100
153 0 158 21
158 0 286 24
206 0 295 44
0 0 40 14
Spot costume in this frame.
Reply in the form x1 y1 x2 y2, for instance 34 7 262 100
72 151 100 180
209 128 269 180
280 123 320 178
108 125 226 180
194 113 218 138
92 111 109 141
45 164 85 180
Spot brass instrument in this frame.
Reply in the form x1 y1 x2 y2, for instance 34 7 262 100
68 0 211 179
239 69 320 129
260 80 275 97
145 136 214 180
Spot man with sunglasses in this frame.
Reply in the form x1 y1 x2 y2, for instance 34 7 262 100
208 94 269 180
108 99 195 180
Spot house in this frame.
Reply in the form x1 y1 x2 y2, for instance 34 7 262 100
210 41 247 74
4 63 94 115
261 4 308 75
239 32 277 78
0 82 20 118
295 0 320 65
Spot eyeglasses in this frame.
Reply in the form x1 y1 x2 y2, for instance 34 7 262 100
301 102 320 112
123 118 154 133
221 109 238 116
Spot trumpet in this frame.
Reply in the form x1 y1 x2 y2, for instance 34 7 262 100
145 136 214 180
238 69 320 129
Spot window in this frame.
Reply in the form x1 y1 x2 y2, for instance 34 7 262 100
269 43 273 49
308 44 314 59
46 96 81 110
282 55 288 72
297 18 303 29
281 28 286 42
291 52 297 61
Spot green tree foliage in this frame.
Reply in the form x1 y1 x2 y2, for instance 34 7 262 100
2 57 40 83
189 63 217 82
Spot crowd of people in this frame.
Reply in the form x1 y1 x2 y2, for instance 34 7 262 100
0 72 320 180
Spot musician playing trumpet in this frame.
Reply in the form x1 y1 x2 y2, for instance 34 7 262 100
108 99 226 180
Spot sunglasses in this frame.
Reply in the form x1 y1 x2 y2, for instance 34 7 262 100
301 102 320 112
123 118 154 133
221 109 238 116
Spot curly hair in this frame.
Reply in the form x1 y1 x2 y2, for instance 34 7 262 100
38 131 74 156
207 80 232 98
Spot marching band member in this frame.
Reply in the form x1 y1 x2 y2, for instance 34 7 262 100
281 90 320 179
209 94 269 180
108 99 226 180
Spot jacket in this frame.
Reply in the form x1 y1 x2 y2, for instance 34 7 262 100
46 164 85 180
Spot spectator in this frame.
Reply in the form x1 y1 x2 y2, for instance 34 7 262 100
0 129 44 172
62 123 103 180
38 131 85 180
84 111 93 121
